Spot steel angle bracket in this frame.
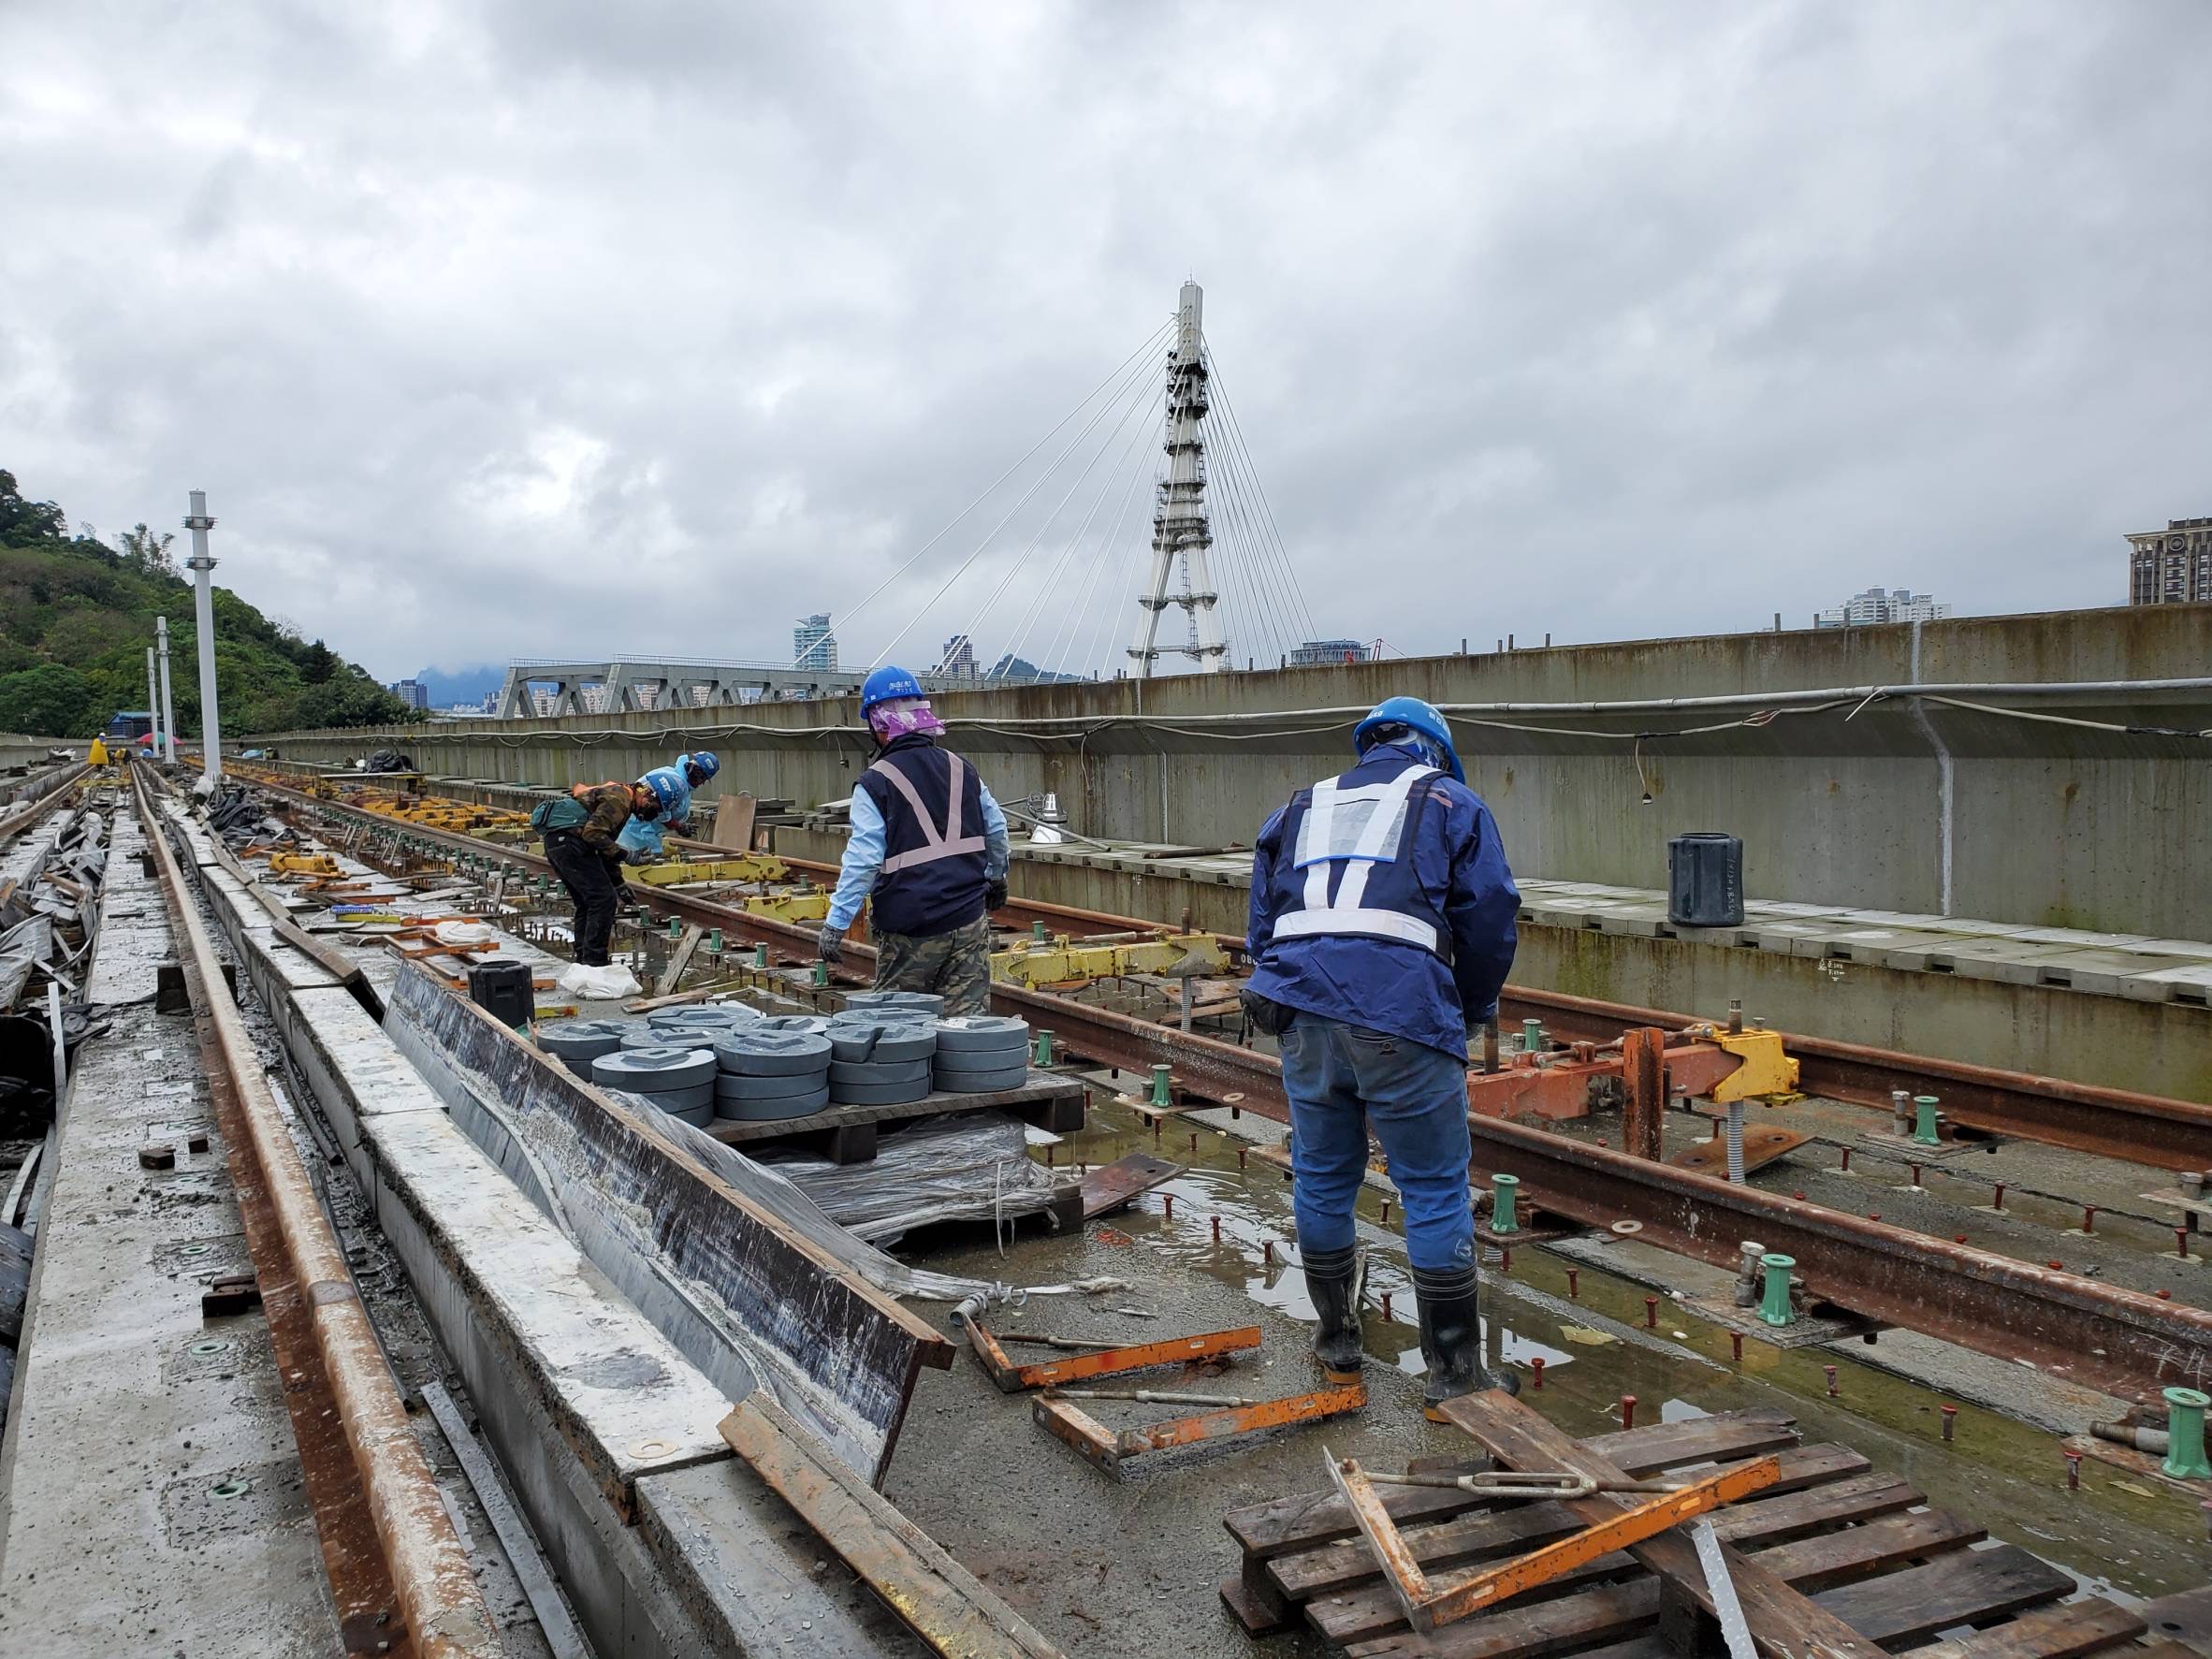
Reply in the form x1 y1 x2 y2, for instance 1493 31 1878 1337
966 1317 1261 1394
1034 1381 1365 1478
1321 1443 1781 1634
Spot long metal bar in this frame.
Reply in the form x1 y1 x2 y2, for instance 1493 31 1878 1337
235 772 2212 1396
1502 983 2212 1171
132 769 501 1657
0 763 89 844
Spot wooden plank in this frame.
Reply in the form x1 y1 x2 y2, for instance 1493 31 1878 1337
1273 1449 1887 1606
711 792 759 851
1226 1409 1800 1562
1303 1467 1926 1647
655 923 706 997
704 1074 1084 1145
720 1396 1062 1659
1340 1523 2026 1659
1434 1392 1883 1658
1909 1598 2147 1659
1810 1546 2074 1646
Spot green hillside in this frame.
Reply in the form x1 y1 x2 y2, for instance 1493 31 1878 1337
0 468 414 738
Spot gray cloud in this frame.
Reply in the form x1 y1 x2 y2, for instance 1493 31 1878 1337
3 0 2206 685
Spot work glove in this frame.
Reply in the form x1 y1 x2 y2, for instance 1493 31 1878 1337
985 877 1009 912
817 924 845 966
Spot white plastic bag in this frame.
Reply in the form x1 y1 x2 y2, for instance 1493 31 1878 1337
433 920 501 947
557 962 642 1000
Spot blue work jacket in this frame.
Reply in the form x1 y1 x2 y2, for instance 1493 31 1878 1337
1246 743 1521 1059
618 763 694 858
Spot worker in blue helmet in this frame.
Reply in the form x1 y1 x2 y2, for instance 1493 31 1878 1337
617 749 722 862
1242 694 1521 1416
818 666 1010 1015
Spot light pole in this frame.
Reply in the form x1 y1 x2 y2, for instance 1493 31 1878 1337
144 645 161 760
156 615 179 764
183 490 221 787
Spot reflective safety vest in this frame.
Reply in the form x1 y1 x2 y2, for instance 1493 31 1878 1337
1269 758 1450 956
856 736 989 937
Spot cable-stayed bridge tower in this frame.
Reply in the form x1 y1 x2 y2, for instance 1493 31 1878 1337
1128 282 1229 677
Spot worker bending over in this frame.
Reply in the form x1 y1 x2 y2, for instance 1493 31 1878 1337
618 749 720 862
818 666 1009 1016
1243 696 1521 1418
533 779 660 968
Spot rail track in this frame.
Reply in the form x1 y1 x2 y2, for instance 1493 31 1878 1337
232 765 2212 1401
131 765 502 1658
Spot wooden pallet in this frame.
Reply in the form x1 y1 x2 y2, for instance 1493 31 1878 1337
703 1071 1084 1165
1220 1401 2149 1657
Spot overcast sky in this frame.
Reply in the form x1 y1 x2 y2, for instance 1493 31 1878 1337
5 1 2207 685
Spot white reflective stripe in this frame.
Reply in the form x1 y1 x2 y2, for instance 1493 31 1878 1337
866 751 985 875
1273 908 1440 950
1292 762 1434 868
880 835 987 874
1302 859 1331 910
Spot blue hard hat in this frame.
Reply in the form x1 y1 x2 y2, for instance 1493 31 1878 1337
685 749 720 781
644 772 683 813
861 664 924 716
1352 695 1464 784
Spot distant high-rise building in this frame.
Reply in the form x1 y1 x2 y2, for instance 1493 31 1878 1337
2125 517 2212 605
793 613 839 671
1812 588 1950 629
1288 638 1371 667
939 633 979 679
388 677 429 710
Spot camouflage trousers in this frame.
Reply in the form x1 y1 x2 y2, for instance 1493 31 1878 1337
872 914 992 1017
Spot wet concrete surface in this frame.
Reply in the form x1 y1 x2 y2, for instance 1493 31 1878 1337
878 1095 2210 1658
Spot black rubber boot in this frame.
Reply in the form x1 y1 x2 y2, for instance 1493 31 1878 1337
1302 1244 1365 1383
1413 1263 1518 1420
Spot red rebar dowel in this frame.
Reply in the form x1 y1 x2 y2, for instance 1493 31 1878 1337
1530 1357 1545 1390
1644 1296 1659 1330
1620 1395 1637 1432
1566 1269 1579 1301
1941 1404 1957 1443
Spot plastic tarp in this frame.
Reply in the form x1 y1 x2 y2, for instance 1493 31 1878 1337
753 1112 1063 1243
557 961 641 1000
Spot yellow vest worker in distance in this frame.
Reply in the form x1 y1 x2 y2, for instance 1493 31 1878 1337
86 735 110 766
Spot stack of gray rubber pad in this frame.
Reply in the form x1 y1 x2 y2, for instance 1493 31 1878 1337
589 1046 719 1127
644 1004 762 1042
842 990 943 1018
823 1014 938 1106
535 1019 631 1080
713 1027 833 1121
931 1015 1032 1094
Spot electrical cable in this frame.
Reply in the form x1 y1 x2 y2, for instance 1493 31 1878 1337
875 331 1169 667
1003 372 1162 677
949 346 1164 676
837 314 1173 641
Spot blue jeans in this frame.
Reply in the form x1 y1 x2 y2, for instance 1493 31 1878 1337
1280 1013 1474 1272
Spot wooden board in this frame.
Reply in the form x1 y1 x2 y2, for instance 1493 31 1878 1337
704 1074 1085 1166
720 1396 1062 1659
1907 1599 2147 1659
711 793 759 851
1225 1409 1801 1563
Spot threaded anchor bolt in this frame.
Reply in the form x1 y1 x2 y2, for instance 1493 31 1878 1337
1941 1404 1957 1442
1530 1357 1545 1390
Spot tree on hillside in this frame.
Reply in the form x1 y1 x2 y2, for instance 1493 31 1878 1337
115 522 179 579
298 639 339 684
0 471 66 546
0 663 98 735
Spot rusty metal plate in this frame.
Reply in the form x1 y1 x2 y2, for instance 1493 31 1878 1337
1670 1125 1811 1177
1080 1153 1184 1219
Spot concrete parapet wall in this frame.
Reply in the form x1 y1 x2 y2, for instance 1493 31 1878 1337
255 605 2212 936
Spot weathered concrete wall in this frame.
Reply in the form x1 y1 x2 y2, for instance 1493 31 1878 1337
256 604 2212 936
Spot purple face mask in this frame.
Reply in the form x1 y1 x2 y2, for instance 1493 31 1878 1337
866 697 946 743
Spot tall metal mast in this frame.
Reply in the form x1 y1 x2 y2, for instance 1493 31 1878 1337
1128 282 1229 677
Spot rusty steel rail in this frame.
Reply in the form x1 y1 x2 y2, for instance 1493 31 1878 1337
254 768 2212 1171
1499 983 2212 1171
240 776 2212 1397
132 769 502 1657
0 761 91 843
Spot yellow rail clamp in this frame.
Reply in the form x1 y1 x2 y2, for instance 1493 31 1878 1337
1708 1027 1800 1103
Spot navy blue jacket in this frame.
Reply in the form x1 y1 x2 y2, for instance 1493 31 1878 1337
1246 743 1521 1059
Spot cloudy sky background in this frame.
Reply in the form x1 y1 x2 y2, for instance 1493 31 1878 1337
4 1 2207 685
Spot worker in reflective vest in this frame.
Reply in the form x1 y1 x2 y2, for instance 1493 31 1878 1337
1243 695 1521 1417
818 666 1010 1016
618 749 721 862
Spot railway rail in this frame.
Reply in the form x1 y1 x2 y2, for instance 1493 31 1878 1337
131 765 502 1658
235 766 2212 1402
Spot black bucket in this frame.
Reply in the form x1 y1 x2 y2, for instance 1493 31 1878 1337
1667 832 1744 928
